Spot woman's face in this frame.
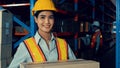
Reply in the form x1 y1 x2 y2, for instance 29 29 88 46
34 11 54 33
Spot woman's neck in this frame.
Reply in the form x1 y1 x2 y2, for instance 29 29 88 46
38 31 51 49
38 31 51 41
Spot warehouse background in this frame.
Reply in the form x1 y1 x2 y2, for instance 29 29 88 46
0 0 116 68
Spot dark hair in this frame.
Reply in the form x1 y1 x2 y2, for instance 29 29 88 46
34 10 56 18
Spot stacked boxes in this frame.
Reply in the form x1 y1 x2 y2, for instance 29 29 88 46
0 9 13 68
80 22 89 32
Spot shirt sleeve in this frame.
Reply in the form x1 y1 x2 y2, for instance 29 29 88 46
95 35 100 51
8 42 31 68
68 44 77 60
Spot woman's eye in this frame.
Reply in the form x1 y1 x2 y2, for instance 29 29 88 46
49 16 54 19
40 16 45 19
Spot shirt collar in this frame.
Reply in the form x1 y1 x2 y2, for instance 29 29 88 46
95 29 100 32
34 31 56 44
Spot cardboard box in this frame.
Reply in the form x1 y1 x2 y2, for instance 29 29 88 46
0 44 12 59
0 9 13 45
0 9 13 28
0 57 12 68
20 59 100 68
0 9 13 58
0 27 12 45
0 9 13 68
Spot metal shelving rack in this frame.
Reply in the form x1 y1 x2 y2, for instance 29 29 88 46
1 1 117 68
0 1 35 49
13 0 35 48
116 0 120 68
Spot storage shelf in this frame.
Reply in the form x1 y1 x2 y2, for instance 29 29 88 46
104 3 116 13
1 0 116 63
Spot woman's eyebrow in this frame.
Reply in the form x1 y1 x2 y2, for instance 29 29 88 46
39 15 45 16
39 14 54 17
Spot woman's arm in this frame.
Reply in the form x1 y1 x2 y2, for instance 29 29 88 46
8 42 30 68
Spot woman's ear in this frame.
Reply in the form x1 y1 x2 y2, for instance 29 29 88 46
34 16 38 23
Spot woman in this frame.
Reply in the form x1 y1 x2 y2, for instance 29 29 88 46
8 0 76 68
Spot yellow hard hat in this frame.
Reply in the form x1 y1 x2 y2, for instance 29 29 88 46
32 0 57 15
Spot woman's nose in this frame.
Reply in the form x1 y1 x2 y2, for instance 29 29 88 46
45 18 49 23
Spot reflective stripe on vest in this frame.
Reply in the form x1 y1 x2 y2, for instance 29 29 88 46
24 37 68 62
91 31 103 48
24 37 46 62
56 38 68 61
